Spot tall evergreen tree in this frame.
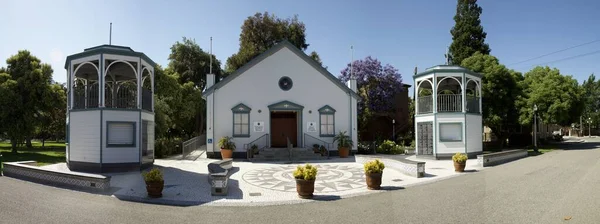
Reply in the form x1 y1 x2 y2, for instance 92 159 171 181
449 0 490 65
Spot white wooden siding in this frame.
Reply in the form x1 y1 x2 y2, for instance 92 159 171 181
466 114 483 153
69 110 101 163
102 110 140 163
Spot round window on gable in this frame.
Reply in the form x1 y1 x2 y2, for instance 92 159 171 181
278 76 293 91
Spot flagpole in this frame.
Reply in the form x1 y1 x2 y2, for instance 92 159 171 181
210 37 213 74
109 23 112 45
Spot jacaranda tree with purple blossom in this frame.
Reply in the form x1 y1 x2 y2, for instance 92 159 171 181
339 56 403 139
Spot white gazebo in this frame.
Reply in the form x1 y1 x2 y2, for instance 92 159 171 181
413 65 483 159
65 45 156 173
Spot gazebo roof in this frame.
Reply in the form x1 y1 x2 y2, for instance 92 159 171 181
413 65 482 79
64 44 156 69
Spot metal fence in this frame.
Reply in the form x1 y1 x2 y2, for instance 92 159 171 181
181 134 207 160
437 94 462 112
142 88 152 111
417 95 433 114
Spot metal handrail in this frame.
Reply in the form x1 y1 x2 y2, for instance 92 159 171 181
244 133 269 160
287 137 292 161
181 135 206 159
304 133 332 159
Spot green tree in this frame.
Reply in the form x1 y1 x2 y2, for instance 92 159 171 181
517 66 583 128
225 12 311 74
581 74 599 124
36 83 67 147
461 52 521 147
1 51 53 152
449 0 490 65
168 37 222 90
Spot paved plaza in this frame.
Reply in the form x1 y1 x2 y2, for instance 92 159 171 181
41 154 482 206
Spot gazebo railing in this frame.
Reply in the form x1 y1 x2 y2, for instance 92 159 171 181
142 88 153 111
466 96 480 113
418 94 480 114
417 96 433 114
72 84 99 110
437 94 462 112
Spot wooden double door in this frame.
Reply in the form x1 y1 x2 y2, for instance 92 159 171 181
270 111 298 147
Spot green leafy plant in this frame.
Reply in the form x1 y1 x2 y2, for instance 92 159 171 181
142 168 163 182
333 131 353 148
293 164 318 180
376 140 396 154
251 144 259 153
313 144 320 149
218 136 236 150
452 153 468 163
319 145 327 155
364 159 385 174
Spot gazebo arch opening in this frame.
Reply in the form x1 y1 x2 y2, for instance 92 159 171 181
141 67 153 111
436 76 463 112
72 61 100 109
466 79 481 113
104 60 138 109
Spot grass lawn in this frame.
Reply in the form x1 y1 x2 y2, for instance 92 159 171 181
0 141 66 168
526 147 554 156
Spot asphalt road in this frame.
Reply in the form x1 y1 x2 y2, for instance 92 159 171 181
1 140 599 224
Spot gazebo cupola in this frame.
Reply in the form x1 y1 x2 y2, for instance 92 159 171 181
413 65 483 159
65 45 156 173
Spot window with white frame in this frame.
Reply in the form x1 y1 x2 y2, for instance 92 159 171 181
439 122 462 142
107 122 136 147
319 105 336 137
232 103 251 137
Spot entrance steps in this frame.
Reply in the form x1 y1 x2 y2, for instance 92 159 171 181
250 148 327 162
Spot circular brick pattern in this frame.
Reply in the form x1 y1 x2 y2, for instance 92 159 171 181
242 164 366 193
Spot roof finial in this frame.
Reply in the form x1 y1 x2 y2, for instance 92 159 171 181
444 45 450 65
414 67 418 75
109 23 112 45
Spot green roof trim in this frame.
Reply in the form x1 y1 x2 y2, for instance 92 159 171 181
413 65 482 79
65 45 157 69
268 100 304 110
202 40 360 100
318 105 336 114
231 103 252 112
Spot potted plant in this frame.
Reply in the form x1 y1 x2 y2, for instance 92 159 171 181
218 136 236 159
313 144 320 153
452 152 468 172
142 168 164 198
333 131 353 158
364 159 385 190
251 144 259 155
293 164 318 199
319 145 327 156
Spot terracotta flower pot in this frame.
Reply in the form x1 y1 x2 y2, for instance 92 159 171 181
338 147 350 158
454 161 466 172
295 179 315 199
365 172 383 190
221 148 233 159
145 180 164 198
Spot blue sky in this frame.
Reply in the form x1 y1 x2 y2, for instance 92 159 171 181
3 0 600 92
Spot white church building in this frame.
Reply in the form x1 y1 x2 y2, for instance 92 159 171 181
202 40 359 159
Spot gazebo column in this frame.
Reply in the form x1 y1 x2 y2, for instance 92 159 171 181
99 55 104 108
137 59 141 109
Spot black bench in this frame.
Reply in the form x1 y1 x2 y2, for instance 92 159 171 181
207 159 233 196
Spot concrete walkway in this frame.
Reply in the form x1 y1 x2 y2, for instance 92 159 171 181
40 154 482 206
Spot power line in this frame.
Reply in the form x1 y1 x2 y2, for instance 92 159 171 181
508 38 600 66
519 49 600 69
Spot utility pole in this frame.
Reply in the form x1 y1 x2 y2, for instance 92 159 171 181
533 104 538 152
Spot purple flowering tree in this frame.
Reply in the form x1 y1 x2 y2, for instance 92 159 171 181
339 56 403 140
339 56 403 113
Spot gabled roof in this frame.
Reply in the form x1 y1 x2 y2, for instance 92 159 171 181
64 44 157 69
202 40 360 99
413 65 482 79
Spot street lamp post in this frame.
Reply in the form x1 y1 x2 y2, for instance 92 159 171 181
588 117 592 137
533 104 538 152
392 119 396 141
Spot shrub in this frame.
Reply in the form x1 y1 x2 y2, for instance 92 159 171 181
218 136 236 150
364 159 385 174
142 168 163 182
392 144 405 154
293 164 318 180
452 153 468 163
313 144 320 149
155 138 182 158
